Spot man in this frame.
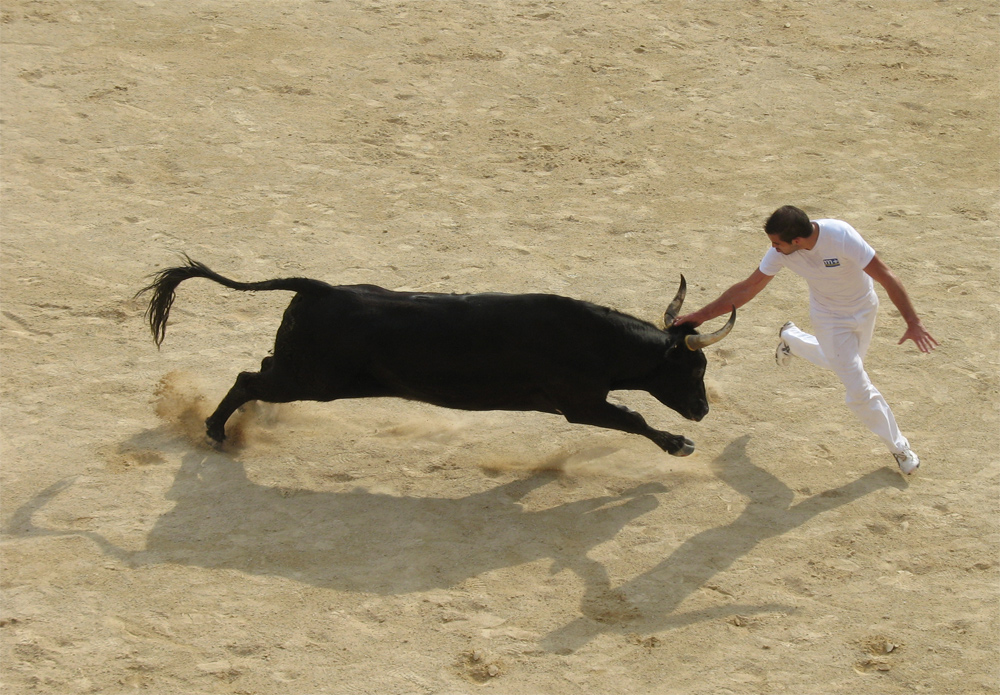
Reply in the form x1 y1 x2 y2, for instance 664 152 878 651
673 205 937 474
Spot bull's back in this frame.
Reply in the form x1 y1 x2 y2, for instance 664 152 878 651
271 286 662 406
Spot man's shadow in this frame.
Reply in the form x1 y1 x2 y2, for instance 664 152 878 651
541 434 908 653
7 433 666 598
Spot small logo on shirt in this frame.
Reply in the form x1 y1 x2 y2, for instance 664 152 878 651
823 258 841 268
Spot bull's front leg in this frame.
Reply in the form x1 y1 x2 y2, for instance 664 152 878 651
558 400 695 456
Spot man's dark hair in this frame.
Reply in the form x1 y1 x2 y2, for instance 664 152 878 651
764 205 813 243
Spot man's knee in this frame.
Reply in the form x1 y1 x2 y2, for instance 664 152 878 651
843 381 882 409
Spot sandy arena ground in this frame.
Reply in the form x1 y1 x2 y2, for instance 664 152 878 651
2 1 998 693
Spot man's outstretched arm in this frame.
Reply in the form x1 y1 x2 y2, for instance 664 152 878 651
864 255 938 353
672 269 773 327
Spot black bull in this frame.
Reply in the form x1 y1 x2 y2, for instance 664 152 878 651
138 258 735 456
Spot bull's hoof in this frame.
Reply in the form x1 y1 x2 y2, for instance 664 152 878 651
205 418 226 446
670 438 695 457
205 435 225 451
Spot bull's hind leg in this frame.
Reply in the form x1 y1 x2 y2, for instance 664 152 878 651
205 362 300 443
558 399 695 456
205 372 254 443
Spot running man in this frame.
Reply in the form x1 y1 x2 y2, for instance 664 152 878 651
673 205 937 474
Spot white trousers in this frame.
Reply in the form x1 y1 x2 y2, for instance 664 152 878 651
782 297 909 454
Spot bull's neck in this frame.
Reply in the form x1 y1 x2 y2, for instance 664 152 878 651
611 329 670 385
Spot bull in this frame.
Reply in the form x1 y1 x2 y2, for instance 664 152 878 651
138 258 735 455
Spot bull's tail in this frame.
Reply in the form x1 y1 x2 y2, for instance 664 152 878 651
136 255 331 347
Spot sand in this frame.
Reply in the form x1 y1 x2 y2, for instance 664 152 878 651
2 1 997 693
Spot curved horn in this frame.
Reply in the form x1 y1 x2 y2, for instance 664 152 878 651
684 306 736 351
663 275 687 327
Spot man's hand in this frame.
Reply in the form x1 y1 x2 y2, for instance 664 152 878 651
670 312 702 327
900 323 938 353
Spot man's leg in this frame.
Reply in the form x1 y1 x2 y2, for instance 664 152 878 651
810 309 910 454
781 323 832 370
781 297 879 366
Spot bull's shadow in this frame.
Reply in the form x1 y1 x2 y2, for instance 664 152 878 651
11 438 665 597
541 434 908 653
10 433 904 646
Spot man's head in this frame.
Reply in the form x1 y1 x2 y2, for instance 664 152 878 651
764 205 815 254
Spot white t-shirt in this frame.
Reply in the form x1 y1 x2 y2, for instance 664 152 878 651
759 218 877 314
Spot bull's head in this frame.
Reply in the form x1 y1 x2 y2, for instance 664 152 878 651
651 276 736 422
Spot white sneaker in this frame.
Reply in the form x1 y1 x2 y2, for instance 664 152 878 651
893 448 920 475
775 321 795 367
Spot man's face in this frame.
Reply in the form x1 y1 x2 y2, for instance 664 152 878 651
767 233 802 255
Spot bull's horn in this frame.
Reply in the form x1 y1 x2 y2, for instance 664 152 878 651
663 275 687 327
684 306 736 351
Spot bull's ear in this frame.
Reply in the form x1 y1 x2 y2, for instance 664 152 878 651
662 325 691 355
